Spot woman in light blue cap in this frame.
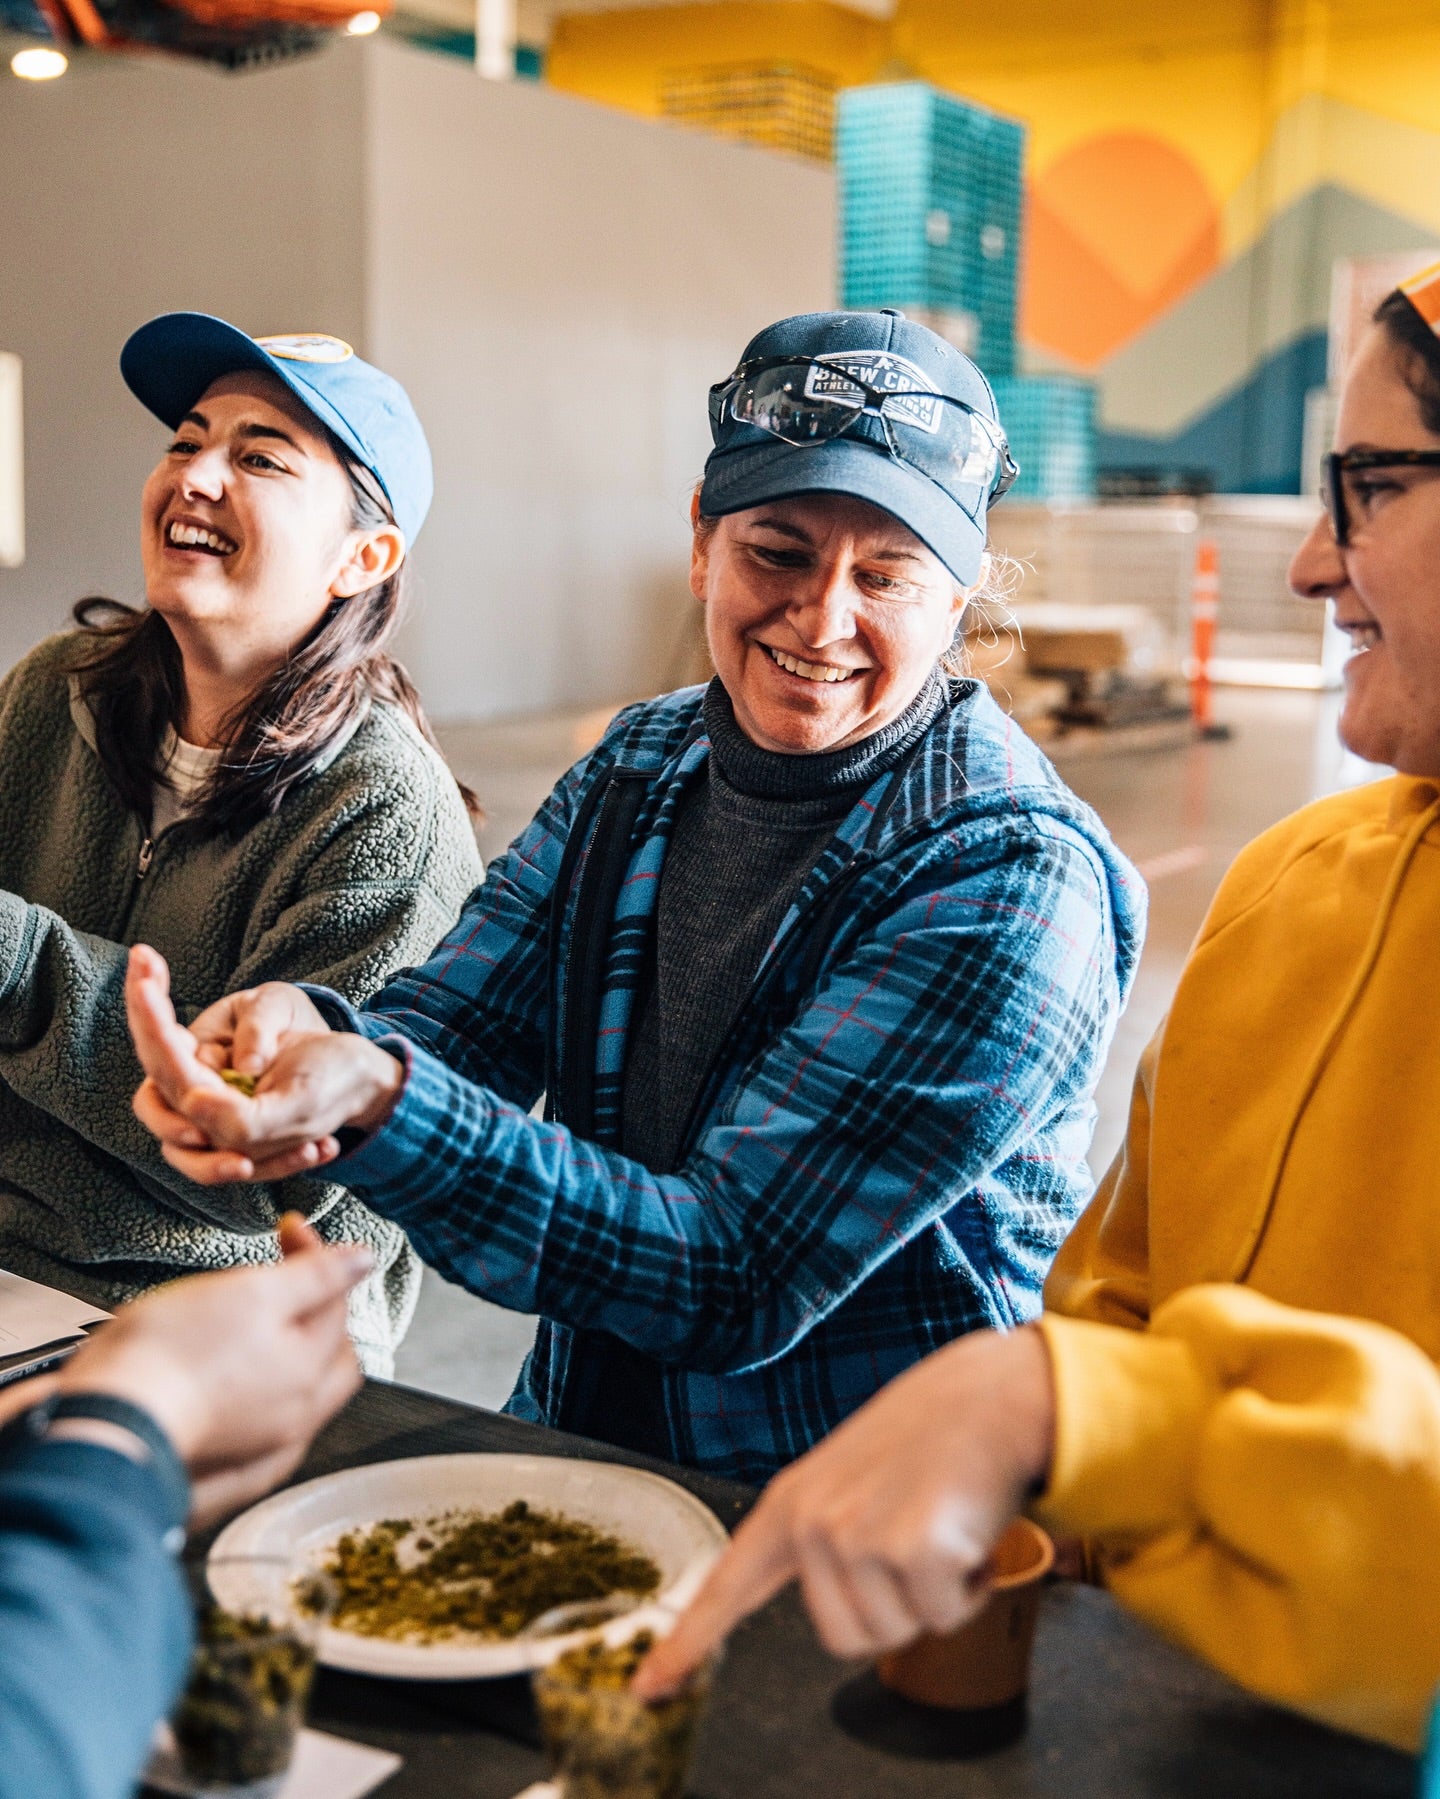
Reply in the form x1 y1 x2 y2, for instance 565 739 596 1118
0 313 480 1373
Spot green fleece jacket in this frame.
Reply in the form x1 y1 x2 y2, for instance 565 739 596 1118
0 632 482 1373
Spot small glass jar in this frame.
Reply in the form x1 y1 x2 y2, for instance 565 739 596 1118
532 1628 714 1799
170 1557 332 1797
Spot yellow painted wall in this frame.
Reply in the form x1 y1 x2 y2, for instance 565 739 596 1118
895 0 1273 198
549 1 1440 209
547 3 889 116
546 0 1440 451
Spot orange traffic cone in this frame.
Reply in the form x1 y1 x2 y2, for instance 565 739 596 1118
1188 538 1230 740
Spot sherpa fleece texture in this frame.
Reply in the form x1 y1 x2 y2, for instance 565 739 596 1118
0 632 481 1372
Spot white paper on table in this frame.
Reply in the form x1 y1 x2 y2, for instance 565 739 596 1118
142 1724 401 1798
0 1267 109 1354
509 1785 562 1799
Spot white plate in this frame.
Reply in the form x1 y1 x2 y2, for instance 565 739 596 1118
208 1452 728 1680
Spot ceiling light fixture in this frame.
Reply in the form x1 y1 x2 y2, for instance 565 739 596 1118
345 10 381 33
11 46 68 79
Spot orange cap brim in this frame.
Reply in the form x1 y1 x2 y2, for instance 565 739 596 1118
1400 260 1440 332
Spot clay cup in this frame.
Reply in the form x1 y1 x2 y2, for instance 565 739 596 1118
877 1516 1054 1712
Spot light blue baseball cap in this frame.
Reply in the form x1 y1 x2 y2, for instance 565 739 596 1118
120 312 433 545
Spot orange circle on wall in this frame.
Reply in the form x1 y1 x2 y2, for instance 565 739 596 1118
1022 131 1221 368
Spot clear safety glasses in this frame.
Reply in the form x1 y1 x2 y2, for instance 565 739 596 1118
709 355 1019 510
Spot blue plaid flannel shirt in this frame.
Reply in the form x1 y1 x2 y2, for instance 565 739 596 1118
316 680 1144 1483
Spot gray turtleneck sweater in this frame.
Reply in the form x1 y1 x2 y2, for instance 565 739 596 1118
620 676 945 1175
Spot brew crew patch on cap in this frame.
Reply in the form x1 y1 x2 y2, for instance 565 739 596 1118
1400 262 1440 333
804 351 944 435
255 333 355 364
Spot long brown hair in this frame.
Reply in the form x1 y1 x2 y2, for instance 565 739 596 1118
70 448 479 835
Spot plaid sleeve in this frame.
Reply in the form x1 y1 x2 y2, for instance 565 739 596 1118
336 814 1118 1374
326 731 612 1110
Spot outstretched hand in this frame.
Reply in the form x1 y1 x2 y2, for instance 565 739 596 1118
58 1213 371 1529
633 1327 1056 1700
126 945 403 1184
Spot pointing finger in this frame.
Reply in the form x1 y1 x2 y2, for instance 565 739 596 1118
268 1239 375 1321
633 1493 799 1699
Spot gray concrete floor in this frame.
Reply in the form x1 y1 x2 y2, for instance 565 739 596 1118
396 690 1380 1411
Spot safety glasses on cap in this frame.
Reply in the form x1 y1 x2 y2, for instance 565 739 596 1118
1322 447 1440 546
709 355 1019 513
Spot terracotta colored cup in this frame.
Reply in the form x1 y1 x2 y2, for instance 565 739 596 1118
876 1517 1055 1711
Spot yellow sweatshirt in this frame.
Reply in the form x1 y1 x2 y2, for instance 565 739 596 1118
1036 774 1440 1752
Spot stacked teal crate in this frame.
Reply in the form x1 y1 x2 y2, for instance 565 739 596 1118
990 375 1098 505
836 81 1024 375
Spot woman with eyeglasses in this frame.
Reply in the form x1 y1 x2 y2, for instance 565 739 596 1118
126 309 1141 1484
0 313 481 1376
633 270 1440 1749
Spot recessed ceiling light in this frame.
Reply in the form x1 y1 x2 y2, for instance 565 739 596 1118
345 11 381 33
11 46 68 79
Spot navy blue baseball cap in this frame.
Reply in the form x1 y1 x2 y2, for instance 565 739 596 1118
120 313 433 545
700 308 1014 586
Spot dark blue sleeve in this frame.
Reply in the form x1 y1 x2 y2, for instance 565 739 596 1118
0 1432 193 1799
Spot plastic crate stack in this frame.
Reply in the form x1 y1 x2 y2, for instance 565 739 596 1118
990 376 1097 505
836 82 1024 375
660 62 835 163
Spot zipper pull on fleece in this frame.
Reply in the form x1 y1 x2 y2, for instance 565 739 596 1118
136 837 154 879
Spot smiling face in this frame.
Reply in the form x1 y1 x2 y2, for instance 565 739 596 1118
1290 326 1440 774
139 369 402 671
691 493 969 755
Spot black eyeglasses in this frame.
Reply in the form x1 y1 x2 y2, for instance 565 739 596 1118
1322 448 1440 546
710 354 1020 510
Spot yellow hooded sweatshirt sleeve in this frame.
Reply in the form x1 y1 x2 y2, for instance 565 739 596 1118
1036 774 1440 1752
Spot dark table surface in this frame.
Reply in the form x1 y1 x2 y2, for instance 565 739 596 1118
199 1379 1416 1799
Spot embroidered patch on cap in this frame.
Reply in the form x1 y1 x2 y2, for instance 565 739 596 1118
805 350 943 434
803 349 998 489
1400 262 1440 332
255 334 355 364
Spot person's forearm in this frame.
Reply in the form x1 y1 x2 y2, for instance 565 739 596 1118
310 840 1118 1366
1035 1288 1440 1751
301 976 545 1115
295 772 592 1118
0 1431 192 1799
330 1039 769 1360
326 1021 1034 1372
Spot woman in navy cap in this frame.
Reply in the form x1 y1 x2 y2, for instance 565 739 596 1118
0 314 480 1374
131 310 1143 1483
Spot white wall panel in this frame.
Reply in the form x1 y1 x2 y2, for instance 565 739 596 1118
0 355 21 570
0 37 833 717
364 40 834 719
0 46 367 673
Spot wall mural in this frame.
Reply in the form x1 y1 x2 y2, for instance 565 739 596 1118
1023 133 1220 372
548 1 1440 493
